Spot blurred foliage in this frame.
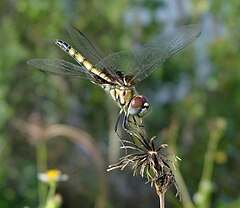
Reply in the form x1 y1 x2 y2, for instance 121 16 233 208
1 0 240 207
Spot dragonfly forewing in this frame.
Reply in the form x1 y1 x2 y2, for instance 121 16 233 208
96 24 201 85
66 25 125 85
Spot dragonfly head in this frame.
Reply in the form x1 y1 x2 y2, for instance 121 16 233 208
128 95 150 117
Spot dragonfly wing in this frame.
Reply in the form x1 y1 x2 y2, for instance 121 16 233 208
96 48 169 85
66 26 125 84
27 59 96 82
66 25 103 65
96 25 201 85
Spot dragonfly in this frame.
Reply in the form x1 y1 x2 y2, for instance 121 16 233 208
28 25 200 135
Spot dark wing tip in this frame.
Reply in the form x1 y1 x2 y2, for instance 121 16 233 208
196 30 201 39
188 24 201 39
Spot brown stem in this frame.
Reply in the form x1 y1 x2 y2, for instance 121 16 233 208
158 192 165 208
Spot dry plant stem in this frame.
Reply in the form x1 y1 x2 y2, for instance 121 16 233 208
158 192 165 208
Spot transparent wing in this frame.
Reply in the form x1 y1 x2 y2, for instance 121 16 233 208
27 59 96 82
66 25 103 65
96 25 201 85
66 26 124 84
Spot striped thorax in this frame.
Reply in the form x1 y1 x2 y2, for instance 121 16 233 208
102 84 136 112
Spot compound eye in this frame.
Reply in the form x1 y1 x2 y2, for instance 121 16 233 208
131 96 144 108
128 95 150 116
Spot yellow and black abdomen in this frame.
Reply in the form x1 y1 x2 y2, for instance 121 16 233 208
55 39 112 83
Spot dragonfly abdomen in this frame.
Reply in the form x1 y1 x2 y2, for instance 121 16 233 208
55 39 112 83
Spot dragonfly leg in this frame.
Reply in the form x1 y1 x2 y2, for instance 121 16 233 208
123 114 154 150
125 115 145 135
114 111 129 153
114 112 122 133
123 114 149 145
122 114 138 144
128 116 144 128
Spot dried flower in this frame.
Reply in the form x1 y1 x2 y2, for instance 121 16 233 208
108 135 179 182
153 171 180 197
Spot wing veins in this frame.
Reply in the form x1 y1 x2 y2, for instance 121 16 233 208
27 59 96 81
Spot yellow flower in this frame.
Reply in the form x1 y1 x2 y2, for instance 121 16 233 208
38 169 68 184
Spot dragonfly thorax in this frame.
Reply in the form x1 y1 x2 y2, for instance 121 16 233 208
102 84 136 112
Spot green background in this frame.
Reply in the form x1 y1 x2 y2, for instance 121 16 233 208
1 0 240 207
